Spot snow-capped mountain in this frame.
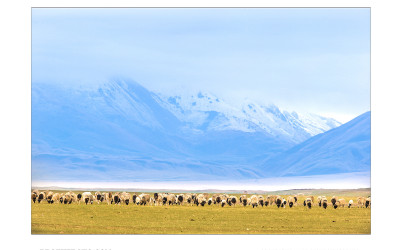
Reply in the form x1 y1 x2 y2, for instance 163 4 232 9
156 91 341 144
32 79 350 182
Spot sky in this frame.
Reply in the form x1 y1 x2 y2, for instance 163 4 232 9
32 8 370 123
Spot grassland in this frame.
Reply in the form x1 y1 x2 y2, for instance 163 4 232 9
31 189 371 234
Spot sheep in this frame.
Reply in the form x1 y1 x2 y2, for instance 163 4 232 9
113 192 121 204
230 196 238 206
221 199 227 207
208 198 213 205
322 197 328 209
132 194 137 205
153 193 159 205
70 192 78 203
365 197 371 208
267 195 278 206
196 194 206 206
77 193 82 204
282 198 287 208
176 194 184 205
215 195 222 204
91 191 100 204
258 195 264 207
120 192 130 205
226 197 232 206
185 194 193 205
287 196 295 208
31 192 38 203
276 196 283 208
331 196 338 208
337 198 346 208
62 193 73 204
38 192 46 203
162 194 168 205
306 197 312 209
250 195 259 208
135 196 141 205
357 197 366 208
293 195 298 204
82 192 93 205
348 200 354 208
140 194 151 205
240 195 248 206
51 193 60 204
317 196 322 207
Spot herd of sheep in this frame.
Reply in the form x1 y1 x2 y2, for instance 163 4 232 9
31 190 371 209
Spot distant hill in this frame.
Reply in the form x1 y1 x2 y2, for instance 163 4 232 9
260 111 371 176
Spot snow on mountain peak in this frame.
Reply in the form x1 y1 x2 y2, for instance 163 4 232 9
155 89 341 143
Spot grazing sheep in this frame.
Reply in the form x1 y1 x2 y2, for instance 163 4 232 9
70 192 78 203
176 194 184 205
293 195 298 204
317 196 322 207
348 200 354 208
164 193 175 205
154 193 159 205
82 192 93 205
94 191 102 204
230 196 238 206
357 197 366 208
276 196 283 208
258 195 264 207
113 192 121 204
208 198 213 205
331 196 338 207
135 196 141 205
365 197 371 208
322 197 328 209
337 198 346 208
77 193 82 204
287 196 295 208
282 198 287 208
306 197 312 209
46 191 54 203
140 194 151 205
51 193 60 204
196 194 206 206
185 194 193 205
215 195 222 204
31 192 38 203
226 197 232 206
250 195 259 208
38 192 46 203
132 194 137 205
240 195 248 206
120 192 130 205
268 195 278 206
221 200 227 207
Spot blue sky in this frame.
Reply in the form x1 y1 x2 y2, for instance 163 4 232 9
32 8 370 122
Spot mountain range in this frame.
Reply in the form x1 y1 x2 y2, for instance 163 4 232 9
31 79 370 182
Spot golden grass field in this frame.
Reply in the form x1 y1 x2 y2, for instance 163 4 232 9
31 189 371 234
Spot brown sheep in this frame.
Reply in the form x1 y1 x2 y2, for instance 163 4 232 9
337 198 346 208
357 197 366 208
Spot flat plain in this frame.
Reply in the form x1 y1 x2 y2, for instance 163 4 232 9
31 189 371 234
